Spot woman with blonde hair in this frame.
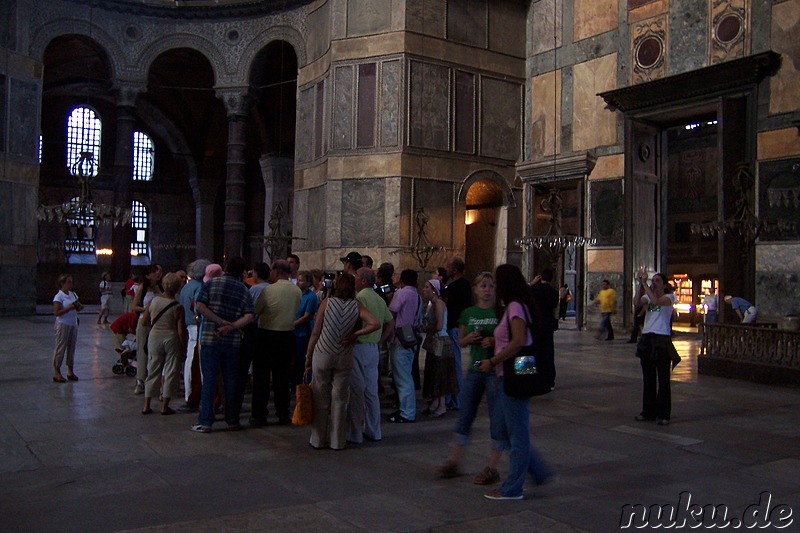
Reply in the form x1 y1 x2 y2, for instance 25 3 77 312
141 272 186 415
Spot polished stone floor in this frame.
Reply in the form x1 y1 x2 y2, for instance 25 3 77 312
1 311 798 531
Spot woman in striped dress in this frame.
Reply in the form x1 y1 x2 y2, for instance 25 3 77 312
305 273 379 450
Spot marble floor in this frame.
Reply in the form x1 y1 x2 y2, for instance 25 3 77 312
1 311 798 531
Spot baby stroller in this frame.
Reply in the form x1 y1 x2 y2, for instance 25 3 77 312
112 338 138 377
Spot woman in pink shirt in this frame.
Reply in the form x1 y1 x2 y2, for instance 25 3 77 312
478 264 554 500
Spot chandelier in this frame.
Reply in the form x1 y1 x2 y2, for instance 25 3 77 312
515 189 595 259
38 151 132 227
390 208 447 270
690 163 797 242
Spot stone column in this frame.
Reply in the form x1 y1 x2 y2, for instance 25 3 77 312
195 179 217 260
110 81 142 281
259 156 294 262
217 88 250 262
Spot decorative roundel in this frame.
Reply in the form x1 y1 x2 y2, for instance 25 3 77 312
635 36 663 69
226 29 240 44
715 14 743 44
639 143 651 162
124 25 141 41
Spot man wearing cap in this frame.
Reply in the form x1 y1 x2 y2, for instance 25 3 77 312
251 259 302 426
724 295 758 324
341 251 362 277
347 267 394 443
192 257 254 432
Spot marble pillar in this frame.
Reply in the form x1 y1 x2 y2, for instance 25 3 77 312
218 89 249 261
110 82 140 281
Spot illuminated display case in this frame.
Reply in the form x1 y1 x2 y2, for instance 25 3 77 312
672 274 694 317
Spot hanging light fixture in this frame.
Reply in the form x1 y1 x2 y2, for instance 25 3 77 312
38 151 132 227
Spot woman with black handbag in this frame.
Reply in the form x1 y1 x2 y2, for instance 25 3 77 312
478 264 555 500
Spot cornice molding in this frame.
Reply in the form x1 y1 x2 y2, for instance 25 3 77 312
61 0 315 20
599 51 782 113
517 152 597 184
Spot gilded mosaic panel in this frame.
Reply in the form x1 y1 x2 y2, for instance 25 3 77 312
709 0 750 65
630 15 668 84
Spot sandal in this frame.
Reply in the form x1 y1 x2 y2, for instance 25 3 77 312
141 408 153 415
435 460 460 479
160 407 175 415
53 376 67 383
386 413 414 423
473 466 500 485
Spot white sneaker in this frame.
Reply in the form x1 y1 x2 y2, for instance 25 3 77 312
484 491 523 500
133 381 144 395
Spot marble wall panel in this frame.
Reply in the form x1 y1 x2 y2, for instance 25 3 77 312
357 63 376 148
454 71 475 154
447 0 487 48
488 0 526 57
590 179 624 246
341 179 386 246
769 0 800 115
480 77 521 161
0 265 36 315
530 70 561 159
0 74 6 153
307 1 330 63
409 60 449 151
572 54 617 152
758 158 800 241
668 0 706 74
380 60 401 147
347 0 392 37
406 0 446 38
326 180 343 246
307 185 326 249
756 271 800 316
296 85 314 164
8 78 38 161
413 179 454 248
529 0 561 56
332 65 354 150
384 176 402 245
293 188 309 251
573 0 618 42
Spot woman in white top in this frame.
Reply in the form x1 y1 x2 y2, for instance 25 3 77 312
633 272 679 426
52 273 83 382
98 271 112 324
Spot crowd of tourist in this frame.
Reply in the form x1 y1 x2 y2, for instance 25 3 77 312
49 250 694 500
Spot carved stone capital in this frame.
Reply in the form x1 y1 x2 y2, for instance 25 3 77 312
215 86 251 117
113 80 146 108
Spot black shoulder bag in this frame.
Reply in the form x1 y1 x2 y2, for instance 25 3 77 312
143 300 179 355
502 304 554 398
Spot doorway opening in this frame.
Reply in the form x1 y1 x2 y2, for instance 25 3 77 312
464 179 504 279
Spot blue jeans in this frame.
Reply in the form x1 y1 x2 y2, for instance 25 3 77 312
390 343 416 420
454 368 503 450
599 312 614 339
446 328 463 409
493 378 554 497
198 344 240 428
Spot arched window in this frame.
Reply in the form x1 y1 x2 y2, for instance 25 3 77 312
65 197 95 254
133 131 154 181
131 200 149 259
66 106 101 174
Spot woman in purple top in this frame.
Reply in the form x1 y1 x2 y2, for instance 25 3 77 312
477 264 554 500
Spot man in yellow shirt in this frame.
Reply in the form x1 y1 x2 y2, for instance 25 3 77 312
596 279 616 341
